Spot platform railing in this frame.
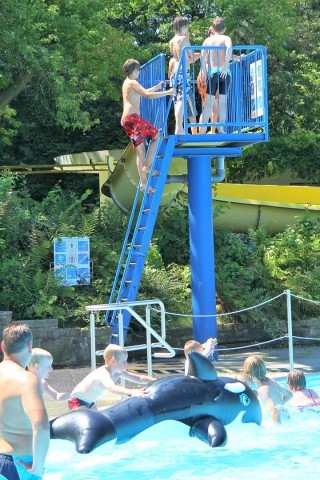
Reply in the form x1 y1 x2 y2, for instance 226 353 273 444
139 45 268 138
86 299 175 375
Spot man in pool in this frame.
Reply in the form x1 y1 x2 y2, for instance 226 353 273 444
0 323 50 480
68 344 156 410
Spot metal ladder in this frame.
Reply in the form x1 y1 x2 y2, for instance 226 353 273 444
105 134 176 342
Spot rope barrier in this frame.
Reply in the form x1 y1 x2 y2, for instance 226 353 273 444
151 291 286 318
291 293 320 306
148 290 319 364
216 336 288 352
288 335 320 341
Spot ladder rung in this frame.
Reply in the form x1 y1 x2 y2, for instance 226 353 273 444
125 280 132 284
129 262 137 266
138 226 146 231
134 244 141 249
120 298 128 302
143 209 151 213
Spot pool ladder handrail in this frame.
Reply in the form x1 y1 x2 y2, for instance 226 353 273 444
86 298 176 377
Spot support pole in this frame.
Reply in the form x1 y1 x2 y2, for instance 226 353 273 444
286 289 294 370
188 155 217 345
90 312 96 371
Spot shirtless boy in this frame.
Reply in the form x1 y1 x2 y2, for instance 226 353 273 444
28 348 70 402
243 355 292 423
122 58 175 193
68 344 156 410
168 16 200 134
287 369 319 410
199 17 233 134
0 324 49 480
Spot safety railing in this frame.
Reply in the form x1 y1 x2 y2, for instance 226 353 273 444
86 299 175 375
139 45 268 138
139 53 168 136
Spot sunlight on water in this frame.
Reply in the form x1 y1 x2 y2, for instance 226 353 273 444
45 374 320 480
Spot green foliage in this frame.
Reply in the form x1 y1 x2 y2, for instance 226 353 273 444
264 216 320 299
0 0 134 133
154 199 190 265
227 132 320 183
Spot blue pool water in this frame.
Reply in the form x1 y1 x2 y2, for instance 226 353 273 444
45 374 320 480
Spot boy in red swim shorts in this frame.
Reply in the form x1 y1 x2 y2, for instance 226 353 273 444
122 58 175 192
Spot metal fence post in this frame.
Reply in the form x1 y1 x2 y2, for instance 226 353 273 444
286 289 294 370
90 312 96 371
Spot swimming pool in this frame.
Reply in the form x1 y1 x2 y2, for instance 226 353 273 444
45 374 320 480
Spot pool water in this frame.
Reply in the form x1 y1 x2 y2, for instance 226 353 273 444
45 374 320 480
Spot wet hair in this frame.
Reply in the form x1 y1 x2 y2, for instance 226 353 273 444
2 323 33 355
173 16 189 33
184 340 203 357
29 347 53 367
103 344 128 363
123 59 140 76
287 370 306 390
243 355 267 381
212 17 226 34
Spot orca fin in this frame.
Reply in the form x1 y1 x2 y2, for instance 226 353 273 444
187 351 218 380
189 416 227 447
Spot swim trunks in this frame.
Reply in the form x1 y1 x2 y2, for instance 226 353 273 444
68 397 95 410
0 453 19 480
121 114 158 148
170 70 197 118
0 454 42 480
207 70 231 96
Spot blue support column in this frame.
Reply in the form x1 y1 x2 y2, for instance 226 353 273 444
188 156 217 344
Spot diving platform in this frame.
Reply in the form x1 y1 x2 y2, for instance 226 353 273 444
105 45 269 345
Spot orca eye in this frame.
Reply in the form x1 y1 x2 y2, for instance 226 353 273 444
239 393 250 406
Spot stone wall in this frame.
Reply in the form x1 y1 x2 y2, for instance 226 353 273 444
0 316 319 366
0 318 112 366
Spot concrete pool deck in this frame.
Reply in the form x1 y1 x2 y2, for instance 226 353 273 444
45 345 320 418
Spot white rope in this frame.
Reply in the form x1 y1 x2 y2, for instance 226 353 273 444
151 291 286 318
288 335 320 341
216 336 288 351
291 293 320 306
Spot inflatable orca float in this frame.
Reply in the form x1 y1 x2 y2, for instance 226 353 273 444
50 352 262 453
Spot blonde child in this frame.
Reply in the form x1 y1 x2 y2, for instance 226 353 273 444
28 347 70 401
184 337 217 375
243 355 292 423
287 369 319 410
68 344 156 410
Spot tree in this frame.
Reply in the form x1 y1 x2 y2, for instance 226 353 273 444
0 0 134 132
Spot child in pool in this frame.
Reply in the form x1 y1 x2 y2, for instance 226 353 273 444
243 355 292 423
286 369 319 410
68 344 156 410
28 347 70 401
184 337 218 375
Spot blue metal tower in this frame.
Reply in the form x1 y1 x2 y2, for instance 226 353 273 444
106 46 268 345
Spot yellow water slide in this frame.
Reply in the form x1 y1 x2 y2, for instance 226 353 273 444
56 147 320 234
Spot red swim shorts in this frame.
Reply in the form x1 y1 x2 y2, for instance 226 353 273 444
121 113 158 148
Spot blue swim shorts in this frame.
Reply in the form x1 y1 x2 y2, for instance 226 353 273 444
0 454 42 480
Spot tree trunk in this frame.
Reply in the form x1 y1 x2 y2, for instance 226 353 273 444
0 70 34 109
